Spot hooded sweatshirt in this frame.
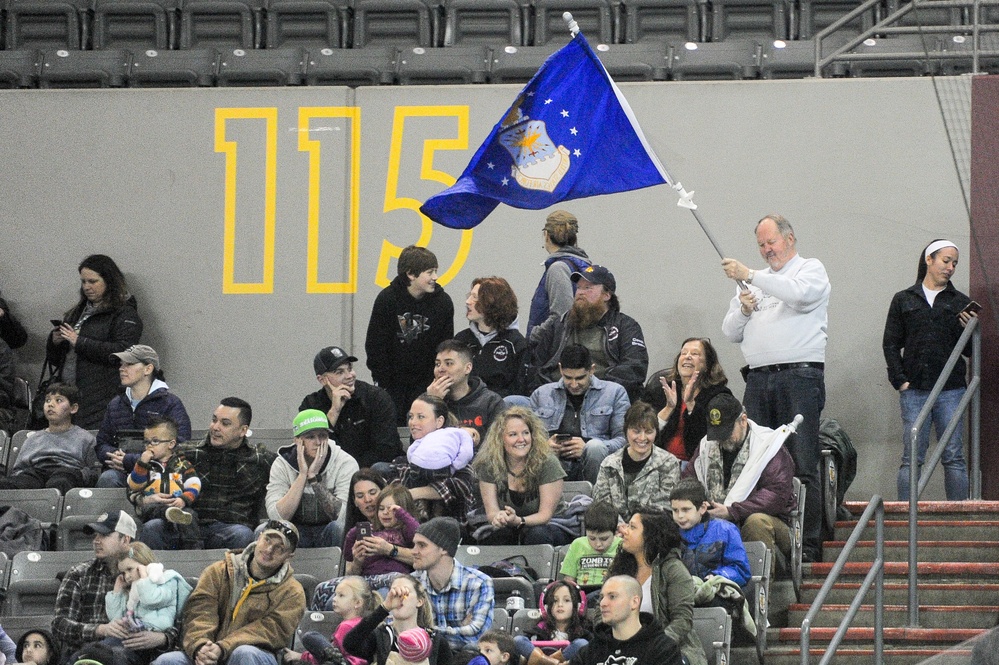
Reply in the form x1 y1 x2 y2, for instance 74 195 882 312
571 613 681 665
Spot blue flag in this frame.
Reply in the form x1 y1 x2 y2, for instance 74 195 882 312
421 33 670 230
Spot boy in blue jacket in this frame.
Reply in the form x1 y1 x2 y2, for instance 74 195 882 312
671 477 750 588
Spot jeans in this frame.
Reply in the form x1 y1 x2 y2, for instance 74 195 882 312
897 387 969 501
743 366 825 551
559 439 614 484
97 469 128 488
513 636 588 661
153 646 277 665
504 395 532 408
476 522 574 547
142 519 255 550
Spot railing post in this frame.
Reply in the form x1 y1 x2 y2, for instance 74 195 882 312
971 326 981 498
875 500 884 664
908 426 919 627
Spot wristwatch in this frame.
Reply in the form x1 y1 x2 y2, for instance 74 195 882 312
389 546 399 559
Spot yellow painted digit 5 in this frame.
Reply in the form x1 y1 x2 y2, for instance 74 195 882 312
377 105 473 288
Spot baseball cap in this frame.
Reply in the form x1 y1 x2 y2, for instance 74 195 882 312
313 346 357 375
705 393 744 442
85 510 137 538
571 264 616 293
261 519 300 551
293 410 330 437
110 345 159 370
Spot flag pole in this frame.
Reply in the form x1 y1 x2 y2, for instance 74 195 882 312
561 13 749 290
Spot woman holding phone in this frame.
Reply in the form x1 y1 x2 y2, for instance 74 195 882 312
883 239 978 501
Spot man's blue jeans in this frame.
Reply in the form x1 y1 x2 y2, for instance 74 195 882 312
897 387 969 501
743 366 825 551
141 519 254 550
152 646 277 665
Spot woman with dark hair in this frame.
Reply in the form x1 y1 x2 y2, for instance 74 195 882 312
883 239 976 501
608 509 706 665
346 468 388 536
593 402 680 520
527 211 591 340
642 337 732 462
454 277 528 397
47 254 143 428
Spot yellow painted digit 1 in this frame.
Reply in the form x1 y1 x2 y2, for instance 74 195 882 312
376 106 473 288
214 108 278 295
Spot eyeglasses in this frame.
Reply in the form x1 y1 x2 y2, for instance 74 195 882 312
143 438 175 447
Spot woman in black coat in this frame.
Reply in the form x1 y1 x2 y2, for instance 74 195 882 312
47 254 143 428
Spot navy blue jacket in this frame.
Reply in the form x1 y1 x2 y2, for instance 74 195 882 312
95 384 192 473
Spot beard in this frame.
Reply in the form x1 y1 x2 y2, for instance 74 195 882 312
569 299 606 329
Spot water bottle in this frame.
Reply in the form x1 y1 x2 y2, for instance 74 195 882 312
506 590 525 611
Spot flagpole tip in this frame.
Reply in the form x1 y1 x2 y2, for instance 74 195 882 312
563 12 579 36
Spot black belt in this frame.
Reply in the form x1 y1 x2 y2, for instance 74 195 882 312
746 362 824 374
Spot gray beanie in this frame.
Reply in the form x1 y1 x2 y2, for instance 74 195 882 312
416 517 461 557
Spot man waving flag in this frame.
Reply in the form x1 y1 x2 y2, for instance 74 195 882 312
420 31 671 230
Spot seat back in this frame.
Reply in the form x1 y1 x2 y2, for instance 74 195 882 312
5 550 81 615
352 0 434 47
533 0 614 46
153 548 231 585
11 377 32 431
562 480 592 499
293 610 342 650
6 0 90 49
442 0 521 46
0 614 55 643
58 488 137 551
454 543 555 581
289 546 342 603
0 488 63 526
180 0 263 49
743 540 771 661
692 605 731 665
0 50 43 88
622 0 701 44
492 607 512 632
246 427 290 454
264 0 346 48
0 431 9 475
710 0 788 41
92 0 177 49
511 607 542 635
6 429 33 473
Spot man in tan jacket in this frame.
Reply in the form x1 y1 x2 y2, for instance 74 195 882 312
151 520 306 665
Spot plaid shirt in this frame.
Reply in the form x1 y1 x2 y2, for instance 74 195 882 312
181 436 275 527
52 557 180 656
415 561 494 650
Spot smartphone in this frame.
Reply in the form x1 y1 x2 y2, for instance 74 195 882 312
358 522 372 539
50 319 63 328
555 434 572 443
961 301 983 316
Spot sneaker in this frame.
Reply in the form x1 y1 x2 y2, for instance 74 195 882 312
166 506 193 525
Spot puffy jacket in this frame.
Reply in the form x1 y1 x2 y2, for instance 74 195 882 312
593 447 680 520
529 306 648 399
105 563 193 632
883 281 972 391
530 375 629 454
680 518 751 587
47 296 143 428
181 544 305 660
298 380 402 468
95 381 192 474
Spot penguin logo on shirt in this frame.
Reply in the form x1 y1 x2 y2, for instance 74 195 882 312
397 313 430 344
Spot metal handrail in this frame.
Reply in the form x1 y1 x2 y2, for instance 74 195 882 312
906 317 981 626
800 497 885 665
814 0 999 76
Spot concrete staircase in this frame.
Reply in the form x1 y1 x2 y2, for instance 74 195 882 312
742 500 999 664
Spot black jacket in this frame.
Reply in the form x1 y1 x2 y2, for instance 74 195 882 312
642 377 733 460
444 375 507 441
343 606 452 665
299 380 403 468
454 327 528 397
882 281 971 391
572 613 681 665
47 296 143 428
0 295 27 350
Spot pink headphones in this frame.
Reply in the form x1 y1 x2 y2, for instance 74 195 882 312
539 580 587 621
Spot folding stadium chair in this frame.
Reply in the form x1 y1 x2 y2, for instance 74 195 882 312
264 0 347 48
693 606 732 665
398 426 411 450
742 540 771 662
57 487 138 551
0 614 55 644
92 0 178 49
885 0 963 29
0 488 63 527
5 429 33 475
442 0 522 46
396 44 491 84
790 477 805 595
39 48 131 87
4 550 83 615
153 548 230 588
511 607 541 635
294 611 342 650
561 481 592 498
217 46 307 85
709 0 789 42
5 0 91 49
533 0 615 46
455 544 556 580
620 0 702 44
288 546 342 604
669 38 761 79
246 428 290 454
487 44 553 82
179 0 264 49
305 45 398 85
352 0 435 48
798 0 875 40
595 41 670 80
493 607 512 632
11 377 32 430
127 48 220 86
845 34 942 76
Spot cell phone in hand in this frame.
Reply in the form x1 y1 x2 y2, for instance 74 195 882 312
555 434 572 443
358 522 372 539
51 319 63 328
961 301 983 316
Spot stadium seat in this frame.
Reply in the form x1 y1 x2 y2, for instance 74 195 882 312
938 33 999 74
845 34 942 76
4 550 82 616
511 607 542 635
594 41 671 79
886 0 962 29
352 0 435 48
0 488 63 527
709 0 789 41
11 377 32 431
669 38 761 79
743 540 771 662
397 426 411 450
179 0 264 49
127 48 220 86
288 546 342 603
790 476 804 594
0 431 9 474
798 0 875 40
692 605 732 665
442 0 522 46
153 548 230 587
264 0 347 48
620 0 702 44
57 488 137 551
455 543 556 581
39 47 131 87
5 429 33 474
305 45 398 85
216 46 307 85
533 0 615 46
92 0 178 49
821 448 837 534
246 428 290 453
0 614 54 644
5 0 91 49
759 36 849 78
487 44 553 82
294 610 341 650
561 480 593 505
396 44 491 84
492 607 512 632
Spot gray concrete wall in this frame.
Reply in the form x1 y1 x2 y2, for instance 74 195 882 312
0 76 972 502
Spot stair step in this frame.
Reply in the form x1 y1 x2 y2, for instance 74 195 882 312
761 647 973 665
776 626 986 644
786 603 999 629
805 561 999 580
798 582 999 605
834 519 999 541
844 500 999 521
823 540 999 563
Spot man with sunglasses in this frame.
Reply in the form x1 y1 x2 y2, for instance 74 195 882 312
152 520 306 665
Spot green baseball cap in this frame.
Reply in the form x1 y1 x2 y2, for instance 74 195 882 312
293 409 330 437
